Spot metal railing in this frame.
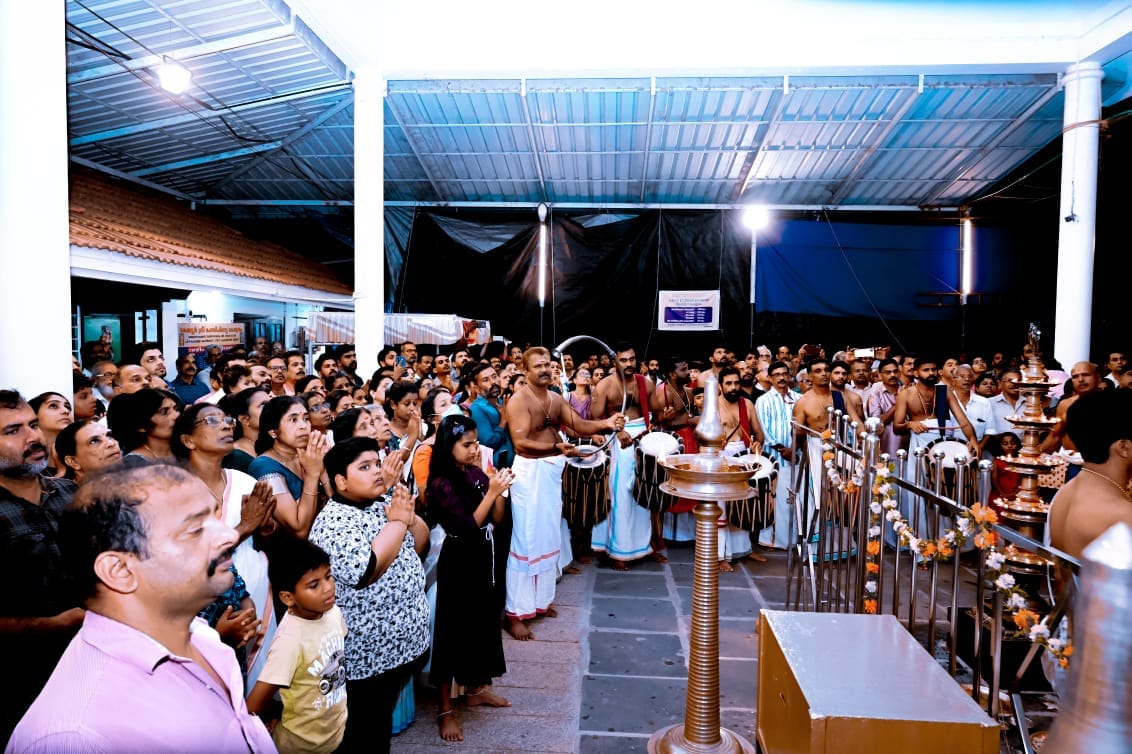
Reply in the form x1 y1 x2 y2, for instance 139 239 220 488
785 409 1080 731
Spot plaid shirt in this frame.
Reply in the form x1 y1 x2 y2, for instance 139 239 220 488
0 476 77 618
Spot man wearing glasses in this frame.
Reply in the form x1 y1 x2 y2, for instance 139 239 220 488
756 361 796 550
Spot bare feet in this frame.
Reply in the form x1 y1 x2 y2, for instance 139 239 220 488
745 550 768 563
578 554 594 564
610 559 630 572
563 564 582 575
437 710 463 741
505 616 534 641
467 686 511 708
649 550 669 564
541 606 558 619
718 560 735 572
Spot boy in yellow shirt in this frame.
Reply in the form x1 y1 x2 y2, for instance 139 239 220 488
247 540 348 753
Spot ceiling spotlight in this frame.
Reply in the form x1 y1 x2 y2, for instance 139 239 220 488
537 202 548 223
156 57 192 95
741 205 771 231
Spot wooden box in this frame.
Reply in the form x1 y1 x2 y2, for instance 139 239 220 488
757 610 999 754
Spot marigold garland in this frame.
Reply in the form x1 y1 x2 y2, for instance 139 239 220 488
859 461 1072 669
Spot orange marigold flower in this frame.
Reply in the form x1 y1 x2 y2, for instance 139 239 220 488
844 482 858 494
1012 609 1039 631
866 541 881 556
973 531 997 549
1058 657 1070 669
921 541 937 559
863 599 878 614
821 429 832 440
1063 646 1074 657
937 540 954 558
866 562 880 574
822 451 834 462
971 503 998 525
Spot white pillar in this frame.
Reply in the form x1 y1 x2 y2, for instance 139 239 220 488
0 1 72 396
354 69 385 382
1053 62 1103 367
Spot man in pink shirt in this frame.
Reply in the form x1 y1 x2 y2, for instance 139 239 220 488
6 463 276 754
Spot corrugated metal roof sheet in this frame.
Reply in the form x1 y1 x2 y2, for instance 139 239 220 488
64 2 1105 213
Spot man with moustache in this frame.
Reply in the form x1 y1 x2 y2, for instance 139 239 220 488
314 353 339 383
793 359 864 536
697 345 732 388
283 350 307 395
952 364 996 452
135 341 168 383
717 367 767 568
167 354 210 404
113 363 152 395
987 368 1025 441
506 349 623 639
1042 362 1101 454
0 390 83 741
7 464 274 753
893 357 981 546
469 361 514 469
334 344 363 388
266 354 289 396
866 358 906 460
433 353 458 393
757 361 797 550
848 360 872 402
829 360 865 428
591 343 656 571
650 357 698 545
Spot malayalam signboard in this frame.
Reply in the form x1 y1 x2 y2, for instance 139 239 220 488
658 290 720 331
177 322 245 364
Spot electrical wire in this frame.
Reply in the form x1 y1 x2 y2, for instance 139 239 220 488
820 210 907 353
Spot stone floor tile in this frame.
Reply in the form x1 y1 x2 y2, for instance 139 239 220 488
580 674 687 734
592 572 669 598
588 631 685 677
591 596 679 632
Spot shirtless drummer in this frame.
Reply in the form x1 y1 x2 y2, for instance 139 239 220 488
592 342 661 570
506 347 624 640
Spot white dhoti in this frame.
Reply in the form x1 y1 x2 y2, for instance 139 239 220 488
506 454 567 619
662 511 696 542
904 421 945 542
591 418 654 562
759 460 793 549
802 435 824 540
556 517 574 576
718 502 752 561
223 471 277 688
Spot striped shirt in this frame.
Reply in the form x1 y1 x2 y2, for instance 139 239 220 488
755 388 796 465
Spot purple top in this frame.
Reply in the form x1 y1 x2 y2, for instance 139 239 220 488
567 392 591 420
7 611 275 754
427 466 490 537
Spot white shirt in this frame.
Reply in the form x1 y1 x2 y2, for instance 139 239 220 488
956 391 996 441
987 393 1024 436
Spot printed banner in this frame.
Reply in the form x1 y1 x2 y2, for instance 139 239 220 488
658 290 720 331
177 322 245 354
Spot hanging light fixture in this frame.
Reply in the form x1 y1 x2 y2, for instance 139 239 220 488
156 56 192 94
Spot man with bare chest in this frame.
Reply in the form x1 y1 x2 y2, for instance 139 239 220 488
649 357 698 547
793 359 864 435
716 367 768 568
892 357 980 546
591 343 659 570
505 348 622 640
892 357 980 459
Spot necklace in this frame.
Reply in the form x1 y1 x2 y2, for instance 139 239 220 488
915 384 935 416
667 382 691 415
526 386 554 428
1080 467 1132 501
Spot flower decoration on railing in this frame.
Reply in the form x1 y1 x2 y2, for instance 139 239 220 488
822 429 863 494
859 461 1072 669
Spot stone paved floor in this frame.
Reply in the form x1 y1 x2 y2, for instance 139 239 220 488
392 541 787 753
